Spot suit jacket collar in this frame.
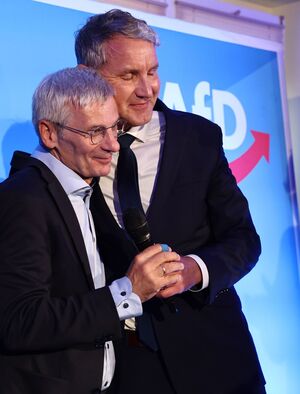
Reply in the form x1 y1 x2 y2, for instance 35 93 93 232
10 151 95 289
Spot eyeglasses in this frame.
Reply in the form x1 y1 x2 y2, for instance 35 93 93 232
54 119 125 145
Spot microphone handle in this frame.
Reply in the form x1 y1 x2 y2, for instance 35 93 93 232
123 208 179 313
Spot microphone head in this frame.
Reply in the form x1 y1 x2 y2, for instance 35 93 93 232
123 208 152 251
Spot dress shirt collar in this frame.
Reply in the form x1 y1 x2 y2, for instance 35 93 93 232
31 145 92 197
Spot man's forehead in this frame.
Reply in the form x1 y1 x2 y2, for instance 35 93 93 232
67 98 117 120
104 36 157 57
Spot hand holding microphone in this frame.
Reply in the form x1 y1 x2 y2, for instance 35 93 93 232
124 208 184 302
126 243 184 303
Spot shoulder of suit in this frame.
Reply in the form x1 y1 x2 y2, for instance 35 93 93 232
155 98 221 132
155 98 222 145
3 151 57 191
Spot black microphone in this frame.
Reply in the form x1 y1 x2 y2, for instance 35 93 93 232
123 208 179 313
123 208 152 252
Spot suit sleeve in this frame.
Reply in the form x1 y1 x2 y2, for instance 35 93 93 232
193 127 261 303
0 183 122 354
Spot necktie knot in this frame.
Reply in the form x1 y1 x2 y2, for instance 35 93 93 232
118 133 136 149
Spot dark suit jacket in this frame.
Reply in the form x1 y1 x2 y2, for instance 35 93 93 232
91 99 265 393
0 155 122 394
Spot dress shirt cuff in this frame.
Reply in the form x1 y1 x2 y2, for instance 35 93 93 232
187 254 209 291
109 277 143 321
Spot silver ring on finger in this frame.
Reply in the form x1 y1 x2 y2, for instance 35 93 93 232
161 264 166 276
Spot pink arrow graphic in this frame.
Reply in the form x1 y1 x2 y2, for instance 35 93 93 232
229 130 270 183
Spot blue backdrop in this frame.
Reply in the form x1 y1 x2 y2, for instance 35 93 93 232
1 1 299 392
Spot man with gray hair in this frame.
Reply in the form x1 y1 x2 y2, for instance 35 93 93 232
0 67 183 394
75 9 266 394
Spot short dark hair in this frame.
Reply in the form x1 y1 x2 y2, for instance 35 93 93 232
75 9 159 68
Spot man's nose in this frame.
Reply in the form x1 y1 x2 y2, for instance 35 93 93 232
135 76 153 98
102 130 120 152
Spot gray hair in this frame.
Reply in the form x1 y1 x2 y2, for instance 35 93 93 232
32 67 113 133
75 9 159 69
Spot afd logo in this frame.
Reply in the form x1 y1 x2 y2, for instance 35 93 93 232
162 81 270 183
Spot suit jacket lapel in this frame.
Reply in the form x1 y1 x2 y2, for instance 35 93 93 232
47 179 95 289
91 183 137 280
10 151 95 289
147 100 188 226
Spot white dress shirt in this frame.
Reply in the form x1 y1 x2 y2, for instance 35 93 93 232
32 146 142 391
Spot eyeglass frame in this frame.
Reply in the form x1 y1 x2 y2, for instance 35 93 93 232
53 118 126 145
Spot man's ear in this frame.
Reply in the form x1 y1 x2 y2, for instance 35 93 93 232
39 120 58 149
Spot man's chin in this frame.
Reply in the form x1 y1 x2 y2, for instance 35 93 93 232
126 112 153 128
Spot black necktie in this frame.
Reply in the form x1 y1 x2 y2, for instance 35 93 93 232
116 134 143 215
116 133 158 351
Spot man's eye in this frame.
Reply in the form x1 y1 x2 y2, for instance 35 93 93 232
91 127 105 135
148 67 158 76
122 73 133 81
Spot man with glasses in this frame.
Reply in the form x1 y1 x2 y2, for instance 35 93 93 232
0 67 183 394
